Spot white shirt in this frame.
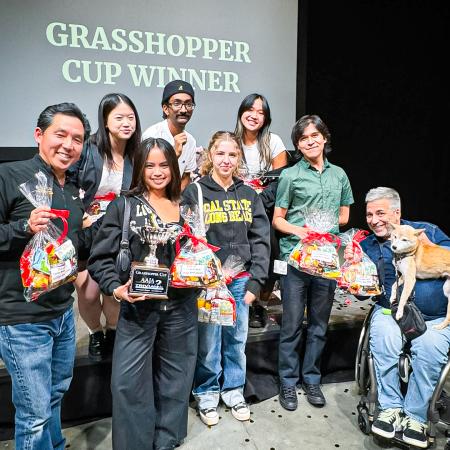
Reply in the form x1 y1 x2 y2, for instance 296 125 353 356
142 120 197 176
88 162 123 221
242 132 286 177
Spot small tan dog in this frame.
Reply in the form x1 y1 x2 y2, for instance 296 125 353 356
389 223 450 330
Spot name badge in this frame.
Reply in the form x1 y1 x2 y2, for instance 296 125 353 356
273 259 288 275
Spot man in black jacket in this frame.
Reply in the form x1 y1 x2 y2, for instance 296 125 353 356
0 103 89 449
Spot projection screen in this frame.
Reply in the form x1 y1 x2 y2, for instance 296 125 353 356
0 0 298 154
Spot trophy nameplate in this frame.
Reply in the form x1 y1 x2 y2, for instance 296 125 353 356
129 224 178 299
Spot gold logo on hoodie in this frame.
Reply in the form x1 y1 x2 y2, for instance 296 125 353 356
203 199 252 224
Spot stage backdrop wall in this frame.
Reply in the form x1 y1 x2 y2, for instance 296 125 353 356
0 0 298 151
303 0 449 233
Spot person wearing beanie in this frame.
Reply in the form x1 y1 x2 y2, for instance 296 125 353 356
142 80 198 190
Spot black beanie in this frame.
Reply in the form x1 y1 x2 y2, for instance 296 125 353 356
161 80 195 105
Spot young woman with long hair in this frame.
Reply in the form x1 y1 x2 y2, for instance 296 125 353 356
234 93 288 177
69 93 141 360
234 93 289 327
88 137 198 449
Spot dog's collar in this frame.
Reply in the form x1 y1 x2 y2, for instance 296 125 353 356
394 250 416 262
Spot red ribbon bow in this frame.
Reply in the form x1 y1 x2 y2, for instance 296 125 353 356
93 192 117 202
302 229 341 250
350 229 369 259
49 209 70 244
175 223 221 254
223 271 251 285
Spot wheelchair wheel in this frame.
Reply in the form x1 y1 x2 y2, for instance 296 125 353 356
357 404 371 435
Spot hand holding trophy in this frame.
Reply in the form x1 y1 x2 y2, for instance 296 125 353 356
129 222 179 299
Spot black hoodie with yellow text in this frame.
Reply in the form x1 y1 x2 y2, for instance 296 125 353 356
182 176 270 296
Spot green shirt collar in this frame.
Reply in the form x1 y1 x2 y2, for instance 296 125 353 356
299 156 330 171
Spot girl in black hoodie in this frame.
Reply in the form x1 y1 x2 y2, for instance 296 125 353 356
182 131 270 426
88 138 198 450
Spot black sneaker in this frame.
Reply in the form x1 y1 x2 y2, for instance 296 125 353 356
372 408 402 439
402 415 428 448
104 329 116 358
302 383 326 407
88 330 105 362
279 384 298 411
249 304 267 328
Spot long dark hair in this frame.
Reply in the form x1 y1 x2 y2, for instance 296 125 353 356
234 93 272 171
128 138 181 202
91 93 142 168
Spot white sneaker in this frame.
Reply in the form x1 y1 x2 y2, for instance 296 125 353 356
402 415 428 448
231 402 250 421
372 408 403 439
199 407 219 426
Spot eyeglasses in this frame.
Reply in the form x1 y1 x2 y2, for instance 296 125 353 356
167 101 196 111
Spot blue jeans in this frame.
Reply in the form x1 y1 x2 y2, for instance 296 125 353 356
370 305 450 423
0 308 76 450
278 266 335 386
193 277 249 409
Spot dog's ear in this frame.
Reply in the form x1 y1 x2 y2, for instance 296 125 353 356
414 228 426 236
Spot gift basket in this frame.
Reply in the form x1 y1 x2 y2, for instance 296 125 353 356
19 171 78 302
337 229 381 296
288 208 341 279
197 255 248 327
170 205 223 288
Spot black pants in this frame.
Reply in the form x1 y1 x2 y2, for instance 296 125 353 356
111 298 198 450
278 266 335 386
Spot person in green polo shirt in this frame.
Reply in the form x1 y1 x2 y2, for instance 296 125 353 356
273 114 354 411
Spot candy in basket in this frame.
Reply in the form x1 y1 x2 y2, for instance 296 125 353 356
197 255 247 326
288 209 341 279
338 229 381 296
19 171 77 302
170 205 223 288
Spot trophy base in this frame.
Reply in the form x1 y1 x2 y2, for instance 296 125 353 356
129 263 170 299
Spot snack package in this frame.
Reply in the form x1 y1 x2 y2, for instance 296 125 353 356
19 171 77 302
288 209 341 279
170 206 223 288
338 229 381 296
197 256 247 326
197 286 236 326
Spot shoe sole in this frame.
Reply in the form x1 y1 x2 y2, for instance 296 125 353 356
306 398 325 407
402 435 428 449
199 413 219 426
279 397 298 411
371 424 396 439
231 409 250 421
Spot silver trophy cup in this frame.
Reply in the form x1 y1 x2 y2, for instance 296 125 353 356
129 224 178 299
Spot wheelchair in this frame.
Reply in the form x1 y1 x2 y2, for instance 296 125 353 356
355 305 450 449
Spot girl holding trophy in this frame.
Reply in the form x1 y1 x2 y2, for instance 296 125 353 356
182 131 271 426
88 138 198 450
